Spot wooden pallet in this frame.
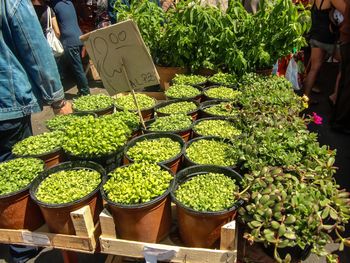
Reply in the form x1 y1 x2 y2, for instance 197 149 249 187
0 206 100 253
100 208 237 263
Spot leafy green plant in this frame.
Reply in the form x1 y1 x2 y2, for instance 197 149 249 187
193 119 241 139
203 102 240 117
204 86 241 100
127 137 181 163
103 162 173 204
0 158 44 195
165 84 201 99
175 173 239 212
172 74 207 86
63 115 131 157
35 169 101 204
208 72 237 85
115 94 156 111
186 138 238 166
157 101 197 115
73 94 114 112
46 114 90 131
102 111 140 132
12 131 64 156
149 114 192 132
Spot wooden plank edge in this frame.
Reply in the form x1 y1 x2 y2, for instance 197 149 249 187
99 237 237 263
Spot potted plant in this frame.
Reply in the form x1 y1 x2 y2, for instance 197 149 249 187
144 114 193 142
124 133 185 173
72 94 115 116
192 117 241 139
165 84 202 102
12 131 65 168
30 161 105 235
172 74 207 88
45 113 97 131
203 86 241 101
208 72 237 87
171 165 244 248
184 136 239 168
102 162 174 243
200 100 241 118
155 99 200 121
0 158 45 230
114 93 157 121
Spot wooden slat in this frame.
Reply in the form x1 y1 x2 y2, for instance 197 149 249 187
100 237 236 263
100 208 117 239
70 206 95 237
220 221 236 250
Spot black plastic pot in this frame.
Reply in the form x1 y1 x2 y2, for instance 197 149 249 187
202 85 238 101
199 99 241 119
142 117 193 142
73 104 114 116
171 165 244 248
115 98 157 121
101 164 174 243
29 161 106 235
184 136 238 169
155 99 200 121
192 117 238 139
124 133 185 174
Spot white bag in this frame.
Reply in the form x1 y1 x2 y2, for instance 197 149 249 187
46 7 64 57
285 57 300 90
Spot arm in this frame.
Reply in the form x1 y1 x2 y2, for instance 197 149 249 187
331 0 346 15
51 16 61 38
10 2 71 114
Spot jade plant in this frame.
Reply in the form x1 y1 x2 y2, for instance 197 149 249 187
172 74 207 86
157 101 197 115
186 138 238 167
203 102 240 117
46 114 90 131
73 94 114 112
193 119 241 139
103 162 173 204
0 158 44 195
204 86 241 100
63 115 131 157
12 131 64 156
165 84 201 99
115 93 156 111
175 173 239 212
127 137 181 163
208 72 237 86
35 169 101 204
149 114 192 132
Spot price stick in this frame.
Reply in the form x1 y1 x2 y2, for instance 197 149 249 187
121 58 146 130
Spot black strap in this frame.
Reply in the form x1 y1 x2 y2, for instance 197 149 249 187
319 0 325 10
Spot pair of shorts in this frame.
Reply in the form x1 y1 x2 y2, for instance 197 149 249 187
310 39 339 55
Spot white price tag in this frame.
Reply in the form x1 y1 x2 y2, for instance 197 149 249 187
143 245 178 263
22 232 50 246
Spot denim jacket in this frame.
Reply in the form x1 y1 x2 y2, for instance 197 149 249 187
0 0 64 121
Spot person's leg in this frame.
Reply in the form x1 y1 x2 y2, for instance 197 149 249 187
0 116 41 263
65 46 90 96
303 47 327 97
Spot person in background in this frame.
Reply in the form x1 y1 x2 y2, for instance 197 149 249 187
31 0 60 37
50 0 91 96
303 0 345 103
331 0 350 133
1 0 72 261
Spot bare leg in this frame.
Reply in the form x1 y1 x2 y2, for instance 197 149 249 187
303 47 327 97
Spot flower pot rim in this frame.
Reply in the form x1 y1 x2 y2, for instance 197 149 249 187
124 132 185 165
155 98 200 116
142 117 194 135
29 161 106 209
101 163 174 209
0 157 45 199
73 103 115 115
171 164 244 215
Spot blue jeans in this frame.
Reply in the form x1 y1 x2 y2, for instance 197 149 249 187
64 46 90 96
0 116 40 262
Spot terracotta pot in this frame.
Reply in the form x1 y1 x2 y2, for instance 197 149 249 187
123 133 185 174
102 164 174 243
255 67 273 76
73 104 114 116
0 188 44 230
171 165 244 248
155 99 200 121
156 65 189 90
142 118 193 142
192 117 238 139
30 161 106 235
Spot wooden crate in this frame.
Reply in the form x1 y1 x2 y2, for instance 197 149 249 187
0 206 100 253
99 208 237 263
